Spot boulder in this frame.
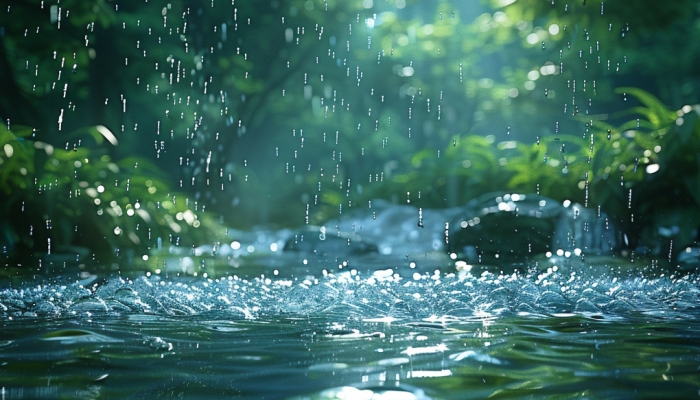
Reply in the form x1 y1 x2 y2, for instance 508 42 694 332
283 225 378 256
284 199 463 259
448 193 618 264
283 194 620 267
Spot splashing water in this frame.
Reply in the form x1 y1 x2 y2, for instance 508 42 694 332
2 265 700 399
3 265 699 321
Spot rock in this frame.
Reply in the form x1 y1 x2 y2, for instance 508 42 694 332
637 206 700 261
283 225 378 256
448 193 618 264
552 201 618 256
282 194 620 268
284 200 464 259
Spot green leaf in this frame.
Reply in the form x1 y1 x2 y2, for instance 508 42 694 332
614 87 676 127
0 125 16 145
2 125 35 140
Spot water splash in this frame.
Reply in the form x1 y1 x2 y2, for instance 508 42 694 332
3 267 698 322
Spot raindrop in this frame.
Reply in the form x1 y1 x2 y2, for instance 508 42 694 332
628 189 633 209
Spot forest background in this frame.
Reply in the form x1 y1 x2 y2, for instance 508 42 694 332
1 0 700 265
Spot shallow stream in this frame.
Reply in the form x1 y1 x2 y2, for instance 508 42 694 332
2 256 700 399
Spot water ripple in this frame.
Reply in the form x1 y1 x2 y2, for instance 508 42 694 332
1 269 699 322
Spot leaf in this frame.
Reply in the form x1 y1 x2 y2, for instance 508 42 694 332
64 125 118 146
6 125 35 139
117 156 168 178
320 191 343 206
614 87 676 127
0 125 16 145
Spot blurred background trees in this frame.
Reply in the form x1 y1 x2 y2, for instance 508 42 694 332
1 0 699 264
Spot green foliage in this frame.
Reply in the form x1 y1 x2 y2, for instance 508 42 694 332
334 86 700 255
0 125 35 197
0 123 222 263
2 0 700 264
602 88 700 252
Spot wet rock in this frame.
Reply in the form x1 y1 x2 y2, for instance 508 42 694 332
283 225 378 256
448 193 618 264
552 201 618 255
282 195 619 268
637 207 700 262
301 199 463 258
282 200 466 268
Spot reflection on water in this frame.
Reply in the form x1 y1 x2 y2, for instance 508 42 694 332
2 263 699 399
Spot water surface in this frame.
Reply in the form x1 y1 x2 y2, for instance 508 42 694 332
2 261 699 399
